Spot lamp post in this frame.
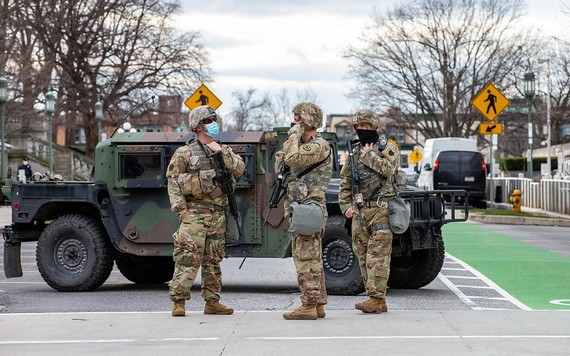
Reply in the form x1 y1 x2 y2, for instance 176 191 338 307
95 99 103 142
0 76 7 180
45 90 55 174
524 68 536 179
538 58 552 177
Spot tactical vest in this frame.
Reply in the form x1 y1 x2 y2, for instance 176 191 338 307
356 146 396 200
287 137 332 205
185 140 225 206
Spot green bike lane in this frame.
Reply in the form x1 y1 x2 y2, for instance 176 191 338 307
443 222 570 310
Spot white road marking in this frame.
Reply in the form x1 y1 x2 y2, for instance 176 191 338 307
247 335 570 340
445 253 531 311
437 273 481 310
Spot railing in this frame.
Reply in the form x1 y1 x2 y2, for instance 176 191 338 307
9 134 93 181
487 177 570 215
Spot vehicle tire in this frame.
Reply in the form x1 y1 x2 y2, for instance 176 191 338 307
36 214 114 292
116 253 174 284
322 215 365 295
388 239 445 289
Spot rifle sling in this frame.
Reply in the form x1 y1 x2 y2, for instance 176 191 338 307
297 151 331 179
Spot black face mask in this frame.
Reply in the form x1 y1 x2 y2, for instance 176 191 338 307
355 129 379 145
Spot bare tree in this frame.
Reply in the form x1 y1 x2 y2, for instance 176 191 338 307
228 88 269 131
16 0 210 157
344 0 541 144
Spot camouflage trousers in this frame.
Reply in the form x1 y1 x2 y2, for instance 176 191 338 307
169 209 226 302
351 202 393 299
291 227 328 306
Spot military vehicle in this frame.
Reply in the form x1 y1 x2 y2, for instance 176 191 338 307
3 128 468 294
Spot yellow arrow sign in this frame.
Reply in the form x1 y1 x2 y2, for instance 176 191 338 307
479 122 503 135
185 84 222 110
471 83 510 122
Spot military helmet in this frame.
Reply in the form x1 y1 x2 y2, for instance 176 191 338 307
352 109 380 129
294 102 323 128
188 105 217 130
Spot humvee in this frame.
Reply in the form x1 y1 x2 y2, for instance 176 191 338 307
3 128 468 294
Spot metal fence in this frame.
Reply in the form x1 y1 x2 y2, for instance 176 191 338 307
487 177 570 215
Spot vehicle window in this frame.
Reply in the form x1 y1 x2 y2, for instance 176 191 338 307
120 153 162 180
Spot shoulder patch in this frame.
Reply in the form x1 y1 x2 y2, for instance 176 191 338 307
300 142 320 154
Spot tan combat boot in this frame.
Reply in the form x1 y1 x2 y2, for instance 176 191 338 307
283 304 318 320
380 298 388 313
316 304 326 318
355 297 384 313
172 300 186 317
204 299 234 315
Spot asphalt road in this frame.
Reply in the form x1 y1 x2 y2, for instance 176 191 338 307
1 207 570 354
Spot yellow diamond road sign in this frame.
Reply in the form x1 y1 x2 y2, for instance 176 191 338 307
479 122 503 135
471 83 510 122
185 84 222 110
408 149 423 164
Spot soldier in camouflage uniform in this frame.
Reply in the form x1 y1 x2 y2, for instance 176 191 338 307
167 105 245 317
338 109 400 314
275 102 332 320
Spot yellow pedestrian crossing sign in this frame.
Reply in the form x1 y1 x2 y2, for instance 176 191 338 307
185 84 222 110
471 83 510 122
408 149 423 164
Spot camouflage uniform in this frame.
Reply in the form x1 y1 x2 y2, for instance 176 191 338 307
339 110 400 303
275 103 332 308
167 122 245 304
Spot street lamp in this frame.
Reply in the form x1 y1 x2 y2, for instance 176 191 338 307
538 58 552 178
524 68 536 179
45 90 56 174
0 76 7 180
95 99 103 142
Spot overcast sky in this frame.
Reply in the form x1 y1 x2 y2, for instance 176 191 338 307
175 0 568 119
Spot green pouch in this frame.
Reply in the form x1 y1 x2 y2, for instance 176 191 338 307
388 195 410 234
288 201 325 236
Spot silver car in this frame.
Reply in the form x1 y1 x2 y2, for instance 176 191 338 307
402 166 419 187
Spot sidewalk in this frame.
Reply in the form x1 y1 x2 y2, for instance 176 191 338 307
468 202 570 227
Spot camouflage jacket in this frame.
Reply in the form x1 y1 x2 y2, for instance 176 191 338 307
339 140 399 214
275 131 332 215
166 139 245 220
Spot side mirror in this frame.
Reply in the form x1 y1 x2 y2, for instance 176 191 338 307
424 164 432 171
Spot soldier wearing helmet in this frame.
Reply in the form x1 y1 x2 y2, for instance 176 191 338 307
275 102 332 320
339 108 400 314
166 105 245 317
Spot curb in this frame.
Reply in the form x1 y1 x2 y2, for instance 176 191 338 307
469 213 570 227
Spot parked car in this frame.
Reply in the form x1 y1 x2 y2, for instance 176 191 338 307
428 150 487 208
402 166 419 187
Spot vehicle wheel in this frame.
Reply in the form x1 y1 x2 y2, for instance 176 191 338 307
322 215 365 295
36 214 114 292
388 239 445 289
116 253 174 284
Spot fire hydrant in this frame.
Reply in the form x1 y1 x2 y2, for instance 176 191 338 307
509 189 522 213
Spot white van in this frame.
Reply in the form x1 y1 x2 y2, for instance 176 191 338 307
417 138 478 190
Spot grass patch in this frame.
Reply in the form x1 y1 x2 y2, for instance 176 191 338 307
470 208 549 218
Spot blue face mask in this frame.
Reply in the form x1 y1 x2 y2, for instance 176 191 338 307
205 121 219 137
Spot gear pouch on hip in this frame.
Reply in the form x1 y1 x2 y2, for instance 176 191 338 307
288 201 325 236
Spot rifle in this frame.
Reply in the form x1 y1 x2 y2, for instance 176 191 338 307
209 151 244 239
346 139 363 232
264 163 290 225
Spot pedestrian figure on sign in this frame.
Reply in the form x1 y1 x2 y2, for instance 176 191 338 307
484 90 497 114
196 90 209 106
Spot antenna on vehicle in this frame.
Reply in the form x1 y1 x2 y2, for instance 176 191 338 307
110 95 156 138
